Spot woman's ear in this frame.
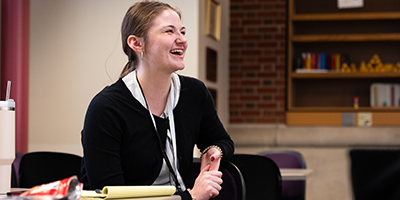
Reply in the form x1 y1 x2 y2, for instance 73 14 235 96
127 35 144 53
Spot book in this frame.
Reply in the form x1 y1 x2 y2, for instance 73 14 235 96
335 54 341 71
311 53 316 69
296 53 302 69
320 53 326 70
81 186 176 199
331 54 336 70
306 52 311 69
301 52 306 69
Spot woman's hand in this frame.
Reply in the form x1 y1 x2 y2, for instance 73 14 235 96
189 164 223 200
200 147 222 171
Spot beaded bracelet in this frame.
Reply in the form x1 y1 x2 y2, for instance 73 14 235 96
200 145 223 159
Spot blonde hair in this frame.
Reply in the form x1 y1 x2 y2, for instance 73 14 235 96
120 0 181 78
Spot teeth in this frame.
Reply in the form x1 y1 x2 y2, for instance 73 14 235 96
170 49 183 54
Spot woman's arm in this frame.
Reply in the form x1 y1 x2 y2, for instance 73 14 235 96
81 94 125 189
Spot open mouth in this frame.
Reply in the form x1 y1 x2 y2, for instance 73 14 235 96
170 49 184 55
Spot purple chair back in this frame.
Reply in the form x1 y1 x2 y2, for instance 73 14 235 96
259 151 306 200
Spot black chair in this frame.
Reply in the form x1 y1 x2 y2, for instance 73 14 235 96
259 150 306 200
11 151 24 187
350 149 400 200
191 158 246 200
229 154 282 200
19 151 82 188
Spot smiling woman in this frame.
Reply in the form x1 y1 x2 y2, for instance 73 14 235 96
79 1 234 200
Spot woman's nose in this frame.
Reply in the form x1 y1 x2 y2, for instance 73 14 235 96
176 33 187 44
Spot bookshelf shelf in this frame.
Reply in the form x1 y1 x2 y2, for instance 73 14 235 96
293 12 400 21
291 72 400 79
289 107 400 113
292 33 400 42
287 0 400 126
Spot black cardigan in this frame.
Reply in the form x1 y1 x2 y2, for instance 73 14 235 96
80 75 234 199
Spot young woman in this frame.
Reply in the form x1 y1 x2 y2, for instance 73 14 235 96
80 1 234 200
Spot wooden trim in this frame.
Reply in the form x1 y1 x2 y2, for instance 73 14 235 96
373 112 400 126
286 112 400 126
286 112 342 126
287 0 295 110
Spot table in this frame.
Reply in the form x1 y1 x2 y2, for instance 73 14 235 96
80 195 181 200
8 188 181 200
280 168 313 181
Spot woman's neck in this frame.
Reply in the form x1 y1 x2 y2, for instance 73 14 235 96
136 67 171 117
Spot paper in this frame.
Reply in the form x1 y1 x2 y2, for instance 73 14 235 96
81 186 176 199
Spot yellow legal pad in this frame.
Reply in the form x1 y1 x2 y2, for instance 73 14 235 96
81 186 176 199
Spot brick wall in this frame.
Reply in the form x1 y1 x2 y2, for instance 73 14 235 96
229 0 286 123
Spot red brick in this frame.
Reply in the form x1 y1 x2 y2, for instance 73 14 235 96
275 95 285 101
258 72 277 78
258 103 277 108
258 12 279 17
241 110 261 116
242 19 263 25
258 42 277 48
257 88 277 93
240 95 260 101
230 119 243 123
241 65 261 70
275 80 285 86
242 4 263 10
231 12 245 19
257 118 277 123
259 27 278 32
241 50 262 56
230 103 244 108
258 57 277 62
241 80 260 86
230 72 243 78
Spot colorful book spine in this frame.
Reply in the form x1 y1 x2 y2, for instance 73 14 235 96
311 53 316 69
331 54 336 70
296 53 302 69
320 53 326 69
335 54 341 71
306 52 311 69
301 53 306 69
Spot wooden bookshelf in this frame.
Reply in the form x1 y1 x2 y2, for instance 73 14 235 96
287 0 400 126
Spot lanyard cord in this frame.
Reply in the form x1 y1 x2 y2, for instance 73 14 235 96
136 77 182 192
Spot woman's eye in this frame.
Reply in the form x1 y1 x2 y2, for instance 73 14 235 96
181 31 186 35
166 30 173 33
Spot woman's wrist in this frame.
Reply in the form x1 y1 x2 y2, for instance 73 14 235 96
187 188 196 200
200 145 223 159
